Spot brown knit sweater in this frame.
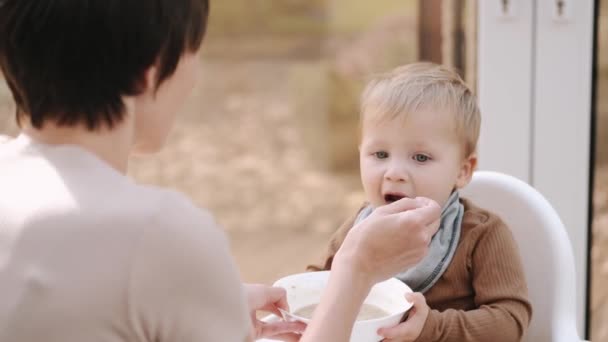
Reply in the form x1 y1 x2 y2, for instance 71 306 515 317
307 198 532 342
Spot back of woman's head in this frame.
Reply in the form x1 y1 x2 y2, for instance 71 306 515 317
0 0 209 130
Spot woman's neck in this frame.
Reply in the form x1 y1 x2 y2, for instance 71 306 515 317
21 116 135 174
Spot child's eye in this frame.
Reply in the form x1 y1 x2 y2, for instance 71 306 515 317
413 154 430 163
374 151 389 159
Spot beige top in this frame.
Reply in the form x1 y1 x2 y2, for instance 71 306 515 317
0 135 250 342
308 198 532 342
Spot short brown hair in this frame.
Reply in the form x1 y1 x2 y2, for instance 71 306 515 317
361 62 480 156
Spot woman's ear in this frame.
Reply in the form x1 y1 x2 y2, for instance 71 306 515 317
142 64 158 94
455 153 477 189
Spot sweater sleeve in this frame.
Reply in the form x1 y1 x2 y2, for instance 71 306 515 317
127 192 251 342
415 218 532 342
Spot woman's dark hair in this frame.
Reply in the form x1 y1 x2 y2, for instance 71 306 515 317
0 0 209 130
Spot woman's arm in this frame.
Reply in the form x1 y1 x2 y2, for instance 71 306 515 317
301 197 441 342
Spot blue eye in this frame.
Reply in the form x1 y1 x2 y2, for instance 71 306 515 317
374 151 389 159
413 154 430 163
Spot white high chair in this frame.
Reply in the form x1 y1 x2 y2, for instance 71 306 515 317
461 171 587 342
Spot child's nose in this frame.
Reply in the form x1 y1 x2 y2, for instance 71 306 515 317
385 164 408 182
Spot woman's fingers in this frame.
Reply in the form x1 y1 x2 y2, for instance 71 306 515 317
256 320 306 339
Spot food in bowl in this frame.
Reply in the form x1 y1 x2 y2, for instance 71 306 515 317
293 303 390 321
273 271 413 342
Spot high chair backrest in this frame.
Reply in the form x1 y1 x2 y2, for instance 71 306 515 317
461 171 584 342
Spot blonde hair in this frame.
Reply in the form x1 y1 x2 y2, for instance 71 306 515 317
360 62 480 156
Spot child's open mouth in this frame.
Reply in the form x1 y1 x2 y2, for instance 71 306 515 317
384 193 406 203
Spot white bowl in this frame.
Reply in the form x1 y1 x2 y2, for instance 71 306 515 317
273 271 413 342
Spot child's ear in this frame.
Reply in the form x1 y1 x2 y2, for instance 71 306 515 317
455 153 477 189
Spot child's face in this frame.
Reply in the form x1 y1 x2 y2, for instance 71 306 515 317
359 109 476 209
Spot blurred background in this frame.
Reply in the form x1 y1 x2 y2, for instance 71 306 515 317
0 0 606 340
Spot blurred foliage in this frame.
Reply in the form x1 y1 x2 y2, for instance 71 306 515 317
207 0 327 37
206 0 417 38
328 0 416 35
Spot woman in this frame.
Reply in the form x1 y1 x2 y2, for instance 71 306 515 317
0 0 440 341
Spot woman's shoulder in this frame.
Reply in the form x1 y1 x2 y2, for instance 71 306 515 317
129 186 237 289
0 134 11 143
132 185 222 238
127 187 249 341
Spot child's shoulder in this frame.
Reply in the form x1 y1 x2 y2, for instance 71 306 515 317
460 197 509 235
459 197 522 264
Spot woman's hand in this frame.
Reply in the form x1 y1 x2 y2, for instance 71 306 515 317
245 284 306 341
333 197 441 284
299 197 440 342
